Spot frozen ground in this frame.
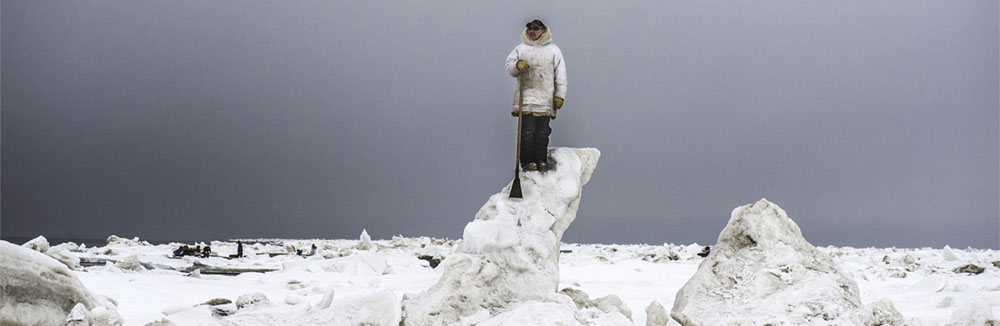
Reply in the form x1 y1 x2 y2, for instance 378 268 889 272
20 235 997 325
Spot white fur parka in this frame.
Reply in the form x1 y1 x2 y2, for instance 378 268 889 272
505 28 567 117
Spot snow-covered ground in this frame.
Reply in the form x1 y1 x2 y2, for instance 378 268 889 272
26 235 997 325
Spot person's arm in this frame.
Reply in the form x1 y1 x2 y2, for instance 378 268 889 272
553 46 567 100
505 46 522 77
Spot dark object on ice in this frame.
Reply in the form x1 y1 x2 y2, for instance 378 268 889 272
186 261 279 275
992 261 1000 268
213 305 237 317
229 241 244 258
174 245 200 257
417 255 442 268
560 287 595 309
559 249 572 254
697 246 711 257
202 298 233 306
80 256 117 267
202 246 212 258
953 264 985 275
510 72 526 199
642 251 680 262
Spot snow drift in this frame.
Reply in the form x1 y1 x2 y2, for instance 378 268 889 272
670 199 903 325
401 147 623 325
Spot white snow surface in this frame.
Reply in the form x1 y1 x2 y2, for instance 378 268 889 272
5 235 992 326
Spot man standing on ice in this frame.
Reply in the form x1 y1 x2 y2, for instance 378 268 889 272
505 19 566 172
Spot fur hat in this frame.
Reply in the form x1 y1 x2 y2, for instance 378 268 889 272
526 19 547 31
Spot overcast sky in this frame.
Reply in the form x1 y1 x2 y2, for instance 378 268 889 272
3 1 997 249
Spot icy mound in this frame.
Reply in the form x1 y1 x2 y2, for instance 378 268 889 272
670 199 902 326
402 147 609 325
1 240 121 325
294 291 402 325
21 235 82 269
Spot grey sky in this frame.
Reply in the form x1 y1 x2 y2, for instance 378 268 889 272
3 1 997 249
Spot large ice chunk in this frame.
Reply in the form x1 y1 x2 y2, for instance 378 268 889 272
402 147 601 325
1 240 121 326
670 199 903 325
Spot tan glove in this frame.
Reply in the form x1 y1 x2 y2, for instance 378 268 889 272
516 60 528 71
553 97 564 110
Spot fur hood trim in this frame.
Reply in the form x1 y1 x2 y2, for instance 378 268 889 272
521 28 552 46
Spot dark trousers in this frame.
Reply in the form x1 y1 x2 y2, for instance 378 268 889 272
520 115 551 165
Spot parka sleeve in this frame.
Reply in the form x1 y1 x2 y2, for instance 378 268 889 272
553 46 567 99
505 47 521 77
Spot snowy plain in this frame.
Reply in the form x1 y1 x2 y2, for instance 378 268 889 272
26 234 997 326
6 149 997 325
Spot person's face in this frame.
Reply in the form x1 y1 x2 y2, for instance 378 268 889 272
527 26 544 41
